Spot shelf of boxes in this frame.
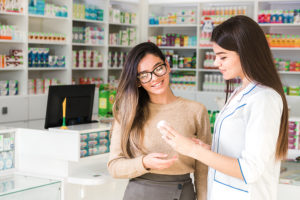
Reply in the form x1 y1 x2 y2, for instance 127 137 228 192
259 23 300 27
107 0 139 82
171 68 197 72
72 43 106 47
73 18 106 24
159 46 197 50
108 45 134 48
271 48 300 50
148 24 197 28
278 71 300 75
0 67 24 71
28 68 66 71
28 14 69 20
72 68 105 71
109 22 137 27
0 39 25 44
198 69 220 73
0 12 25 16
28 40 68 45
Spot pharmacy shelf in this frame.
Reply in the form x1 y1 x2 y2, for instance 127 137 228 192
108 67 123 70
199 47 213 50
109 45 134 48
198 69 220 72
159 46 197 50
29 40 67 45
278 71 300 75
111 0 139 5
28 68 67 71
0 11 25 16
109 22 137 27
148 24 197 28
72 68 105 70
271 47 300 51
73 18 106 24
171 68 197 71
0 67 25 71
28 94 48 97
29 14 69 20
0 39 25 44
259 23 300 27
172 89 198 94
72 43 105 47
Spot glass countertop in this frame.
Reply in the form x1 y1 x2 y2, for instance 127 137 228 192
0 174 61 197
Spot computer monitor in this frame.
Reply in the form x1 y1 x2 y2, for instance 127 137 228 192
44 84 95 129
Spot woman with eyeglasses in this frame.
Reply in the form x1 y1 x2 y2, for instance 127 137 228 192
107 42 211 200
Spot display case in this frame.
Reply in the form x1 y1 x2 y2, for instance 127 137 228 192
14 123 127 200
0 174 61 200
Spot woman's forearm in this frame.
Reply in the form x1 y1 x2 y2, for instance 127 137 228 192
192 146 244 180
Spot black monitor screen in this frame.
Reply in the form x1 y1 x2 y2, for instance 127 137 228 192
44 84 95 129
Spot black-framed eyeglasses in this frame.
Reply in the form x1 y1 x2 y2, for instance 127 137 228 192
137 64 167 84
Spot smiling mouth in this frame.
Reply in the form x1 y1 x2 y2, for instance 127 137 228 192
152 80 163 87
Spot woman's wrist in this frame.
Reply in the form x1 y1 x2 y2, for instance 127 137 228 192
142 156 150 170
189 143 204 160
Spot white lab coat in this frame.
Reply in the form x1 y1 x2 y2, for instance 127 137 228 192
207 82 283 200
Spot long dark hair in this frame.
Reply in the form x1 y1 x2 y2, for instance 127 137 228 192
113 42 166 158
211 15 288 160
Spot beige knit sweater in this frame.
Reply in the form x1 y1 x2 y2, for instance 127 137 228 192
107 97 212 200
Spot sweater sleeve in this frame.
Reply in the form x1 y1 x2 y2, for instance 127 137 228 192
107 121 149 179
194 105 211 200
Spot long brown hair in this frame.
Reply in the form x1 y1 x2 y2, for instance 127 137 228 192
211 15 288 160
113 42 166 158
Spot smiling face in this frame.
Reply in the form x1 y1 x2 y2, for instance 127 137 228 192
137 53 171 97
212 42 245 80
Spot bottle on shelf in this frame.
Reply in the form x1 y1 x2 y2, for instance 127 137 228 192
98 84 117 118
98 84 109 118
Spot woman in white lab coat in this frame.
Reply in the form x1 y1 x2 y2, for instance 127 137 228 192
159 15 289 200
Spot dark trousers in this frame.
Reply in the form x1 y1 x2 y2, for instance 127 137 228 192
123 173 196 200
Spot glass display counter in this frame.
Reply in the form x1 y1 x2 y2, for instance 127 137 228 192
0 174 61 200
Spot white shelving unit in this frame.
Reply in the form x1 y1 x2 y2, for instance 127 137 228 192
0 0 140 129
146 0 300 117
107 0 141 83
